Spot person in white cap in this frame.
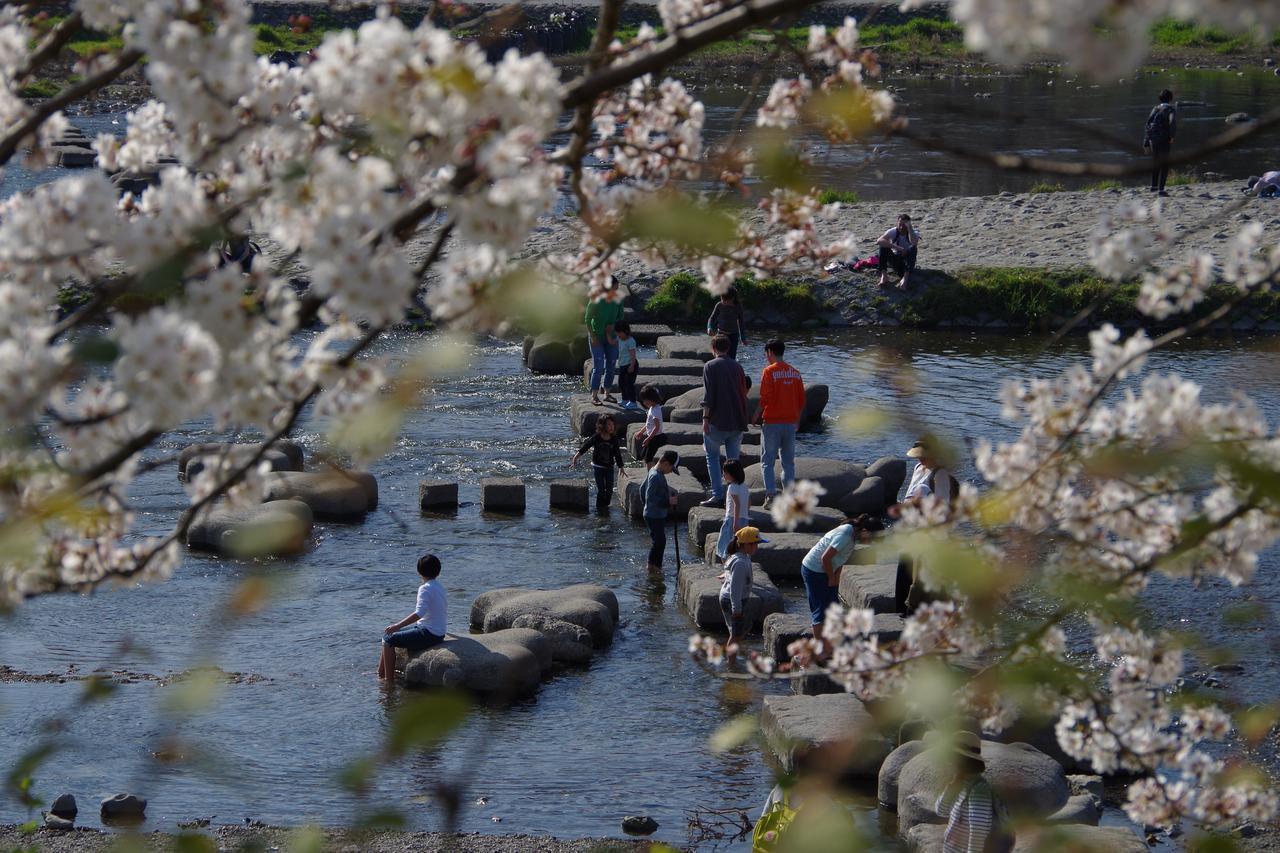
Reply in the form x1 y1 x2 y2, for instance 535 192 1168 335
903 439 956 506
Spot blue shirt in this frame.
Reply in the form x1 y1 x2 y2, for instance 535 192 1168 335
617 336 638 368
641 468 670 520
801 525 856 574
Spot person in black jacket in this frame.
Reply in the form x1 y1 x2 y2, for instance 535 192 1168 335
1143 89 1177 196
571 414 628 510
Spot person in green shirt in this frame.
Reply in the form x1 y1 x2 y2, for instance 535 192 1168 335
585 287 625 405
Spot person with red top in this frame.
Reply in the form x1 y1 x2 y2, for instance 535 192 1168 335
754 339 806 509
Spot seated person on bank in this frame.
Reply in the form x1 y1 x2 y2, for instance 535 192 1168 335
876 213 921 290
1247 172 1280 197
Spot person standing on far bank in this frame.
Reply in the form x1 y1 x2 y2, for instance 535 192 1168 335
700 334 749 509
706 286 746 360
1143 89 1177 197
754 339 806 509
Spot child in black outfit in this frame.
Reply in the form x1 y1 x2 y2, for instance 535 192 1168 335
570 414 628 510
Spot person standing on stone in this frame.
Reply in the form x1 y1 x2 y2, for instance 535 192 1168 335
636 384 668 469
1143 89 1177 197
570 413 627 511
700 334 749 509
876 213 921 290
614 322 640 410
799 515 883 656
719 526 766 661
895 439 958 614
932 732 1012 853
642 449 681 572
706 286 746 360
379 554 447 681
754 339 806 509
713 459 751 566
585 289 624 406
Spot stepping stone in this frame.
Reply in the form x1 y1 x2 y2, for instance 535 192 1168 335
178 439 304 481
763 612 814 661
482 477 525 512
470 584 619 649
838 563 899 614
678 445 762 484
625 422 760 461
402 628 551 696
1046 794 1100 826
569 394 654 437
527 332 589 375
761 694 892 781
1011 826 1147 853
867 456 908 503
582 357 708 380
707 531 872 579
419 480 459 512
665 382 825 430
548 478 590 512
686 505 846 554
616 470 706 519
586 374 702 399
53 146 96 167
656 335 713 360
627 323 674 345
675 562 782 633
744 456 867 505
187 499 312 557
264 470 378 520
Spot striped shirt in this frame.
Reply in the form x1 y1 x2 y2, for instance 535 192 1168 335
936 777 1008 853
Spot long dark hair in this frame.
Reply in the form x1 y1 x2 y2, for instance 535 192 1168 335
726 538 740 555
722 285 739 305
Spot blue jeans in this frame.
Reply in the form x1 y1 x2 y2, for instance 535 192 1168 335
383 624 445 651
645 516 667 567
589 339 618 394
761 423 797 496
801 566 840 626
703 427 742 499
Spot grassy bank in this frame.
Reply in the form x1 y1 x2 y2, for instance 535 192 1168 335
645 271 824 324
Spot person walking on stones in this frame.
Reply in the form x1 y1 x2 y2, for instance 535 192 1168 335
378 554 447 681
932 732 1012 853
615 321 640 410
714 459 751 566
586 288 624 406
706 286 746 360
636 385 669 469
876 213 921 290
799 514 883 657
642 449 681 572
1143 89 1177 197
700 334 749 509
719 526 766 661
754 339 806 509
570 413 627 511
895 439 959 614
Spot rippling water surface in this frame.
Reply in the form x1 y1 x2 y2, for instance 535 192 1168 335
3 328 1279 848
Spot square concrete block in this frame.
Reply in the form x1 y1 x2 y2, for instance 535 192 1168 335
419 480 458 512
549 479 590 512
838 563 899 614
482 477 526 512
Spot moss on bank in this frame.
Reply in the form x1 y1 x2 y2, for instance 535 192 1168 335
645 271 823 324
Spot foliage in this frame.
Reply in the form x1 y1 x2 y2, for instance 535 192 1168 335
817 188 860 205
1082 179 1124 191
1028 181 1065 193
1150 19 1255 52
645 272 820 324
253 23 326 55
17 78 59 99
1167 170 1198 186
859 17 965 55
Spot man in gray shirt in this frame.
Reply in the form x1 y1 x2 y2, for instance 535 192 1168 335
700 334 749 508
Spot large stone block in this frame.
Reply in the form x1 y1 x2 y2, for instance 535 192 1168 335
744 457 866 505
909 824 1146 853
482 477 526 512
761 694 892 781
625 422 761 460
583 357 708 381
879 740 928 810
834 476 887 516
896 739 1069 834
678 444 762 484
838 563 900 615
668 383 826 430
54 145 96 167
709 531 871 579
1046 794 1100 826
570 395 653 437
548 478 590 512
419 480 459 512
528 333 589 375
402 629 551 696
263 470 377 520
627 323 674 346
764 611 903 664
676 562 782 633
589 374 702 399
187 499 313 557
470 584 619 648
686 505 848 553
867 456 908 504
178 439 304 481
617 471 706 519
656 335 713 361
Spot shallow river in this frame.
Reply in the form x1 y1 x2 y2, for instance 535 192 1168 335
2 327 1278 849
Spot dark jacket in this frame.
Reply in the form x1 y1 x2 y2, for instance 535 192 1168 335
707 301 745 337
1144 103 1176 147
579 433 625 469
701 356 749 433
641 468 670 519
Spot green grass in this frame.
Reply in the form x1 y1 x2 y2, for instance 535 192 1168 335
859 18 964 55
645 271 819 323
18 78 60 99
1167 170 1198 186
818 189 860 205
1028 182 1066 194
1082 180 1124 191
1150 19 1254 53
253 23 327 55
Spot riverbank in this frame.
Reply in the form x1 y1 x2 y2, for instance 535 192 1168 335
0 825 661 852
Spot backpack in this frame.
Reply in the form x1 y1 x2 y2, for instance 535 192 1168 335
1145 104 1174 146
752 791 797 852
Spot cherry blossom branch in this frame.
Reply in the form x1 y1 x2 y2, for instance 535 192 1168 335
0 48 143 167
15 12 83 81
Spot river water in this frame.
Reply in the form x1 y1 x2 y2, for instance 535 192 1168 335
1 64 1279 848
3 327 1279 848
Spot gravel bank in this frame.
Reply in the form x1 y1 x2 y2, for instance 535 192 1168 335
0 825 662 852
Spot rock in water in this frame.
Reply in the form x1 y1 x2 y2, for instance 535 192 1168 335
622 815 659 835
470 585 619 648
100 793 147 820
50 793 77 820
743 457 866 505
43 813 74 831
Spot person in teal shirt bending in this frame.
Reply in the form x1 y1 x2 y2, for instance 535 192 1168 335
585 283 625 405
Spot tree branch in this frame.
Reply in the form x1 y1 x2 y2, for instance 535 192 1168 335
16 12 83 82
